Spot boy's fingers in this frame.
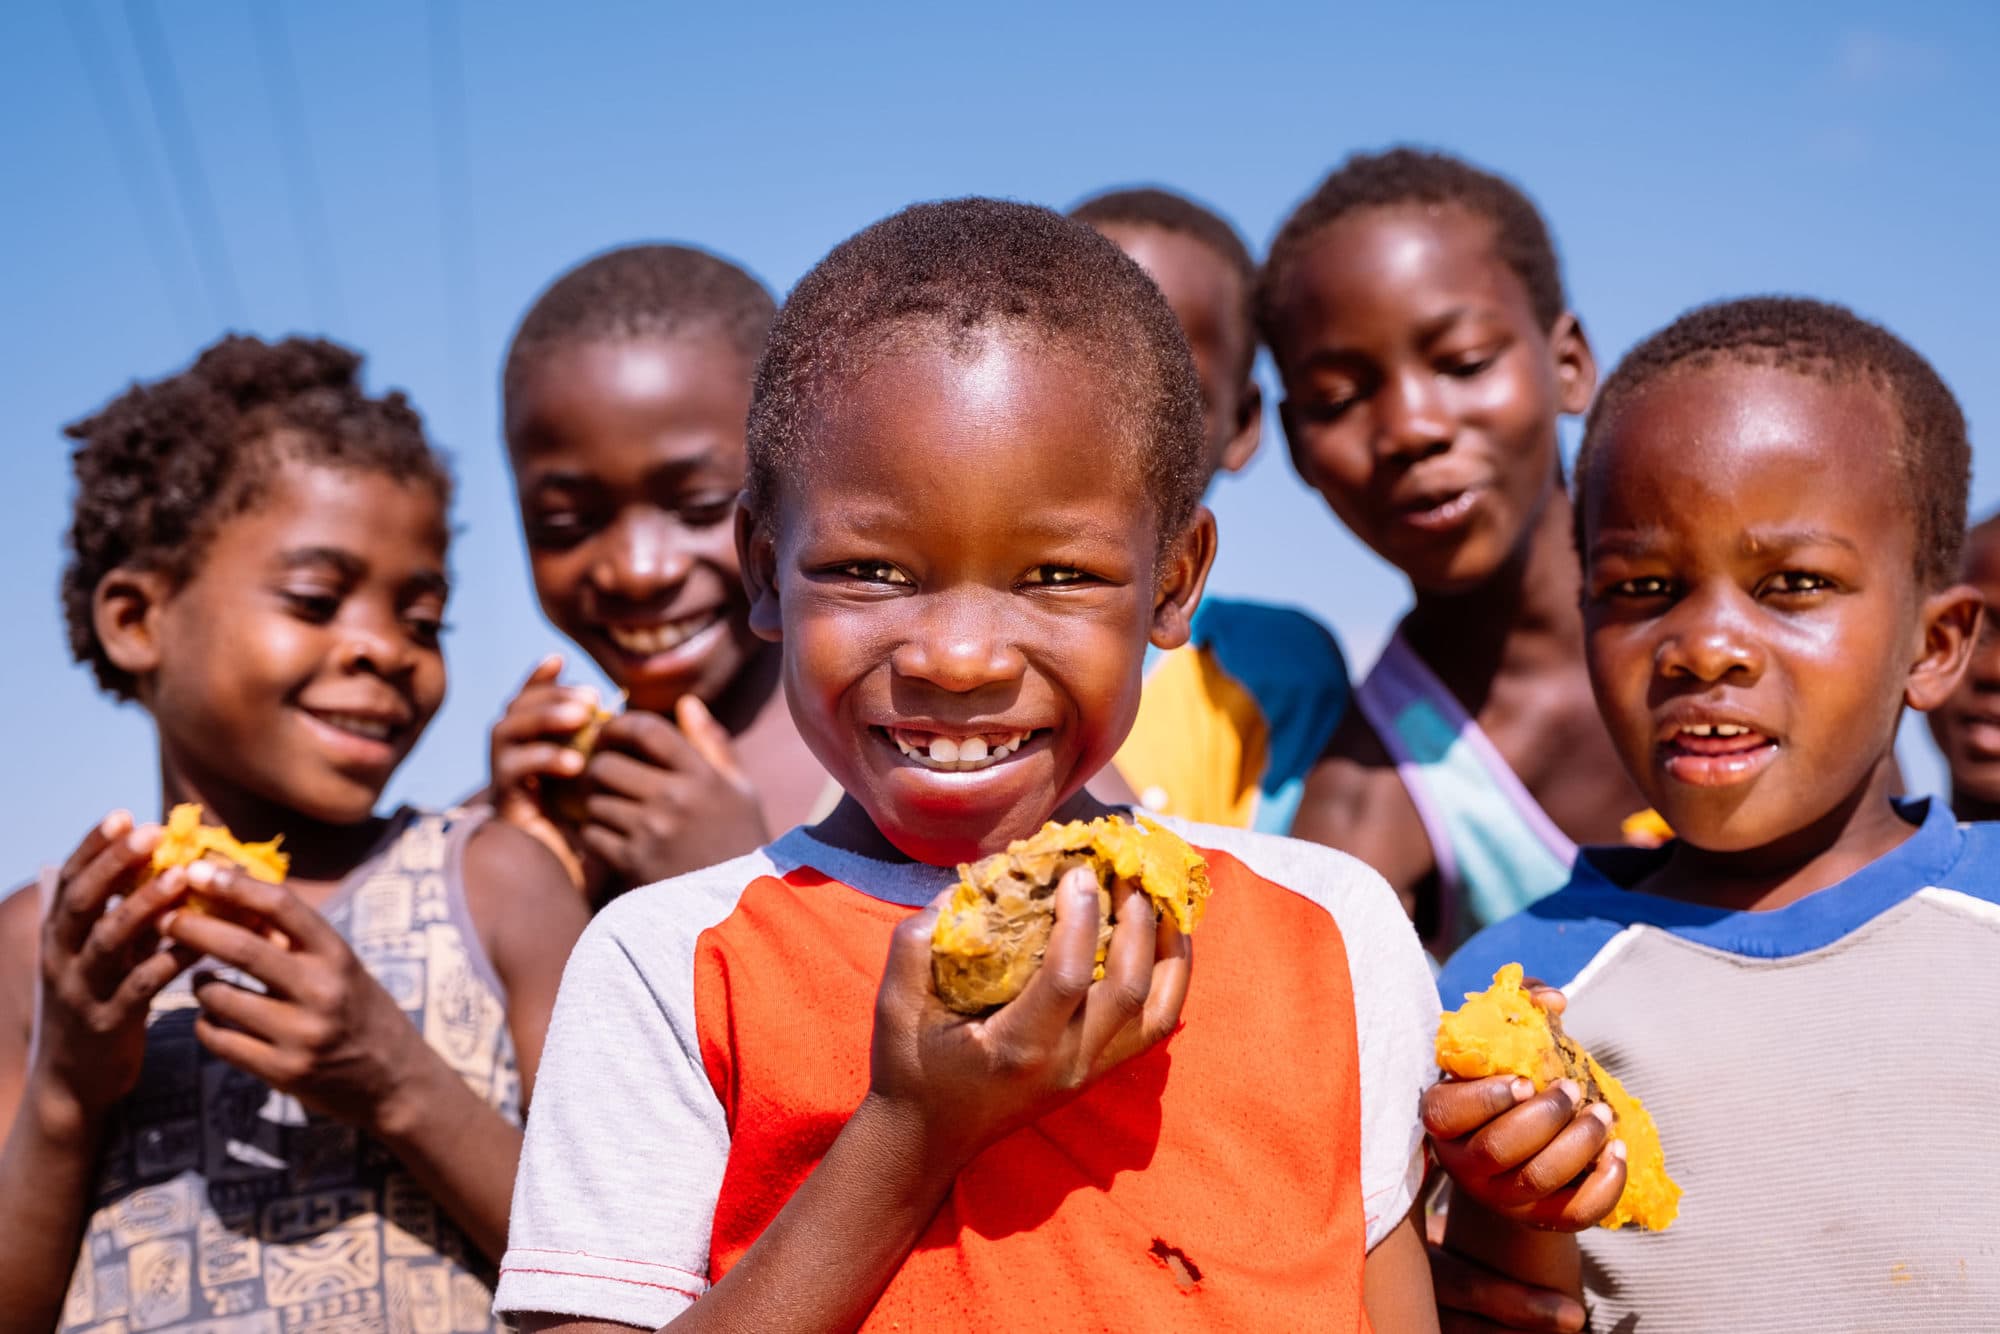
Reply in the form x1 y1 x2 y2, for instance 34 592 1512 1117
110 944 202 1017
880 900 946 1010
599 711 703 773
189 863 336 955
192 972 296 1045
1457 1081 1583 1173
675 696 749 787
191 1014 291 1085
497 687 599 742
1506 1102 1612 1199
1516 1142 1627 1233
1525 982 1566 1017
1431 1244 1587 1333
58 810 132 886
54 825 161 953
1078 884 1157 1062
520 654 563 689
495 741 586 789
1098 916 1190 1069
987 868 1101 1055
1423 1075 1534 1139
79 867 191 994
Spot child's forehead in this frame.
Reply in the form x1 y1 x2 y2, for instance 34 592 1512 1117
1584 363 1911 545
1288 205 1527 336
506 335 752 475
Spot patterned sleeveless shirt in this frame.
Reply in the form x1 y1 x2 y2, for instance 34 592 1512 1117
53 807 519 1334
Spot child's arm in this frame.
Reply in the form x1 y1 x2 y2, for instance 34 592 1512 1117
1364 1205 1442 1332
1291 715 1436 919
162 834 588 1265
518 865 1191 1334
0 815 198 1328
490 654 599 890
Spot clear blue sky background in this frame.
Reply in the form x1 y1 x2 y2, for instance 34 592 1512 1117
3 1 1995 856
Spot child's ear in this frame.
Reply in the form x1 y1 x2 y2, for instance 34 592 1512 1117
1550 312 1598 417
1906 582 1983 712
1216 379 1263 475
94 566 172 683
1151 505 1218 651
735 498 783 643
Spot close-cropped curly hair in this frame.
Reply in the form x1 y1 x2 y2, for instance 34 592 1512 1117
503 242 775 407
746 197 1207 543
1070 185 1259 382
1257 147 1567 353
1577 296 1970 588
63 334 451 699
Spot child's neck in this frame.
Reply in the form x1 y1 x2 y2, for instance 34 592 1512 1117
1642 761 1915 912
1400 482 1583 702
159 757 391 896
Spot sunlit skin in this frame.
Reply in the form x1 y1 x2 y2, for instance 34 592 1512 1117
1927 518 2000 820
508 337 769 718
106 459 450 889
1581 364 1979 908
1091 222 1260 477
740 334 1214 867
1278 204 1638 930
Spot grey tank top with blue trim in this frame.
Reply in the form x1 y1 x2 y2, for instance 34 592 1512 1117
54 807 519 1334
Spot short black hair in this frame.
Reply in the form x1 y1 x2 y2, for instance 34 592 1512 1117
1257 146 1567 350
747 197 1206 541
503 243 776 404
1070 185 1258 381
1578 296 1970 588
63 334 450 700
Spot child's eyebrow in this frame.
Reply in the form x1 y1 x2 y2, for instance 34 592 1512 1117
278 546 365 578
1738 528 1862 557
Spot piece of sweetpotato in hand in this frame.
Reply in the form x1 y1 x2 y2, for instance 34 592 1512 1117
930 815 1209 1015
148 802 289 926
1437 963 1680 1231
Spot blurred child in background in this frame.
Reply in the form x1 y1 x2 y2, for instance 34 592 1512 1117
1263 148 1646 952
1928 509 2000 821
0 336 587 1330
1427 298 1998 1329
1070 187 1351 834
490 245 833 903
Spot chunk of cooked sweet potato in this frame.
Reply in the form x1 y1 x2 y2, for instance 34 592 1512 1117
1437 963 1680 1231
148 802 289 922
540 707 615 825
930 815 1209 1015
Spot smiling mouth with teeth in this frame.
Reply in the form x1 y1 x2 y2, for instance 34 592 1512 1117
605 609 722 658
308 710 399 743
886 728 1038 772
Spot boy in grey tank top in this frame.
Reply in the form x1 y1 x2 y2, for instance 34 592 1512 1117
1421 298 2000 1331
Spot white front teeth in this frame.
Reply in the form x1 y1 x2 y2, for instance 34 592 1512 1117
891 729 1031 770
318 712 393 741
607 611 719 657
1684 723 1752 738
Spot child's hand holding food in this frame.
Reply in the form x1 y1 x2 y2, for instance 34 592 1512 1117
32 813 199 1119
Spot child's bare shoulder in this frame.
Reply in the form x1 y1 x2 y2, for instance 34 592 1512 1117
0 880 44 1047
460 819 591 954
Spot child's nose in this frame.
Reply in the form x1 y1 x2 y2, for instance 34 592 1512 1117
1655 587 1764 684
1375 367 1453 459
890 599 1028 693
591 510 695 601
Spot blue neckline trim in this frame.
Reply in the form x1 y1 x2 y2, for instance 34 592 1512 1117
1552 798 1962 959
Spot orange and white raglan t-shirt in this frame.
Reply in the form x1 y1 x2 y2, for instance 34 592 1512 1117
495 818 1438 1332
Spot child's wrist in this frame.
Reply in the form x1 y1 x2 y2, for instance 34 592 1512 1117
21 1066 109 1153
366 1036 461 1145
851 1091 973 1194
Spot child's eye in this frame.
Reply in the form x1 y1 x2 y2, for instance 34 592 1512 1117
837 561 912 586
1763 571 1834 596
404 614 448 647
680 498 737 529
1022 566 1093 587
1610 576 1674 599
282 590 342 622
1441 352 1498 379
1296 395 1356 425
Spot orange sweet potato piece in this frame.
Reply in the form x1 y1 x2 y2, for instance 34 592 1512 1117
541 707 615 825
930 815 1208 1015
1437 963 1680 1231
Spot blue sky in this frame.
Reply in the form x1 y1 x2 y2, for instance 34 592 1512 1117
3 1 1995 856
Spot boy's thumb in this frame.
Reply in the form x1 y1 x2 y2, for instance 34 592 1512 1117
523 654 563 687
675 695 748 787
